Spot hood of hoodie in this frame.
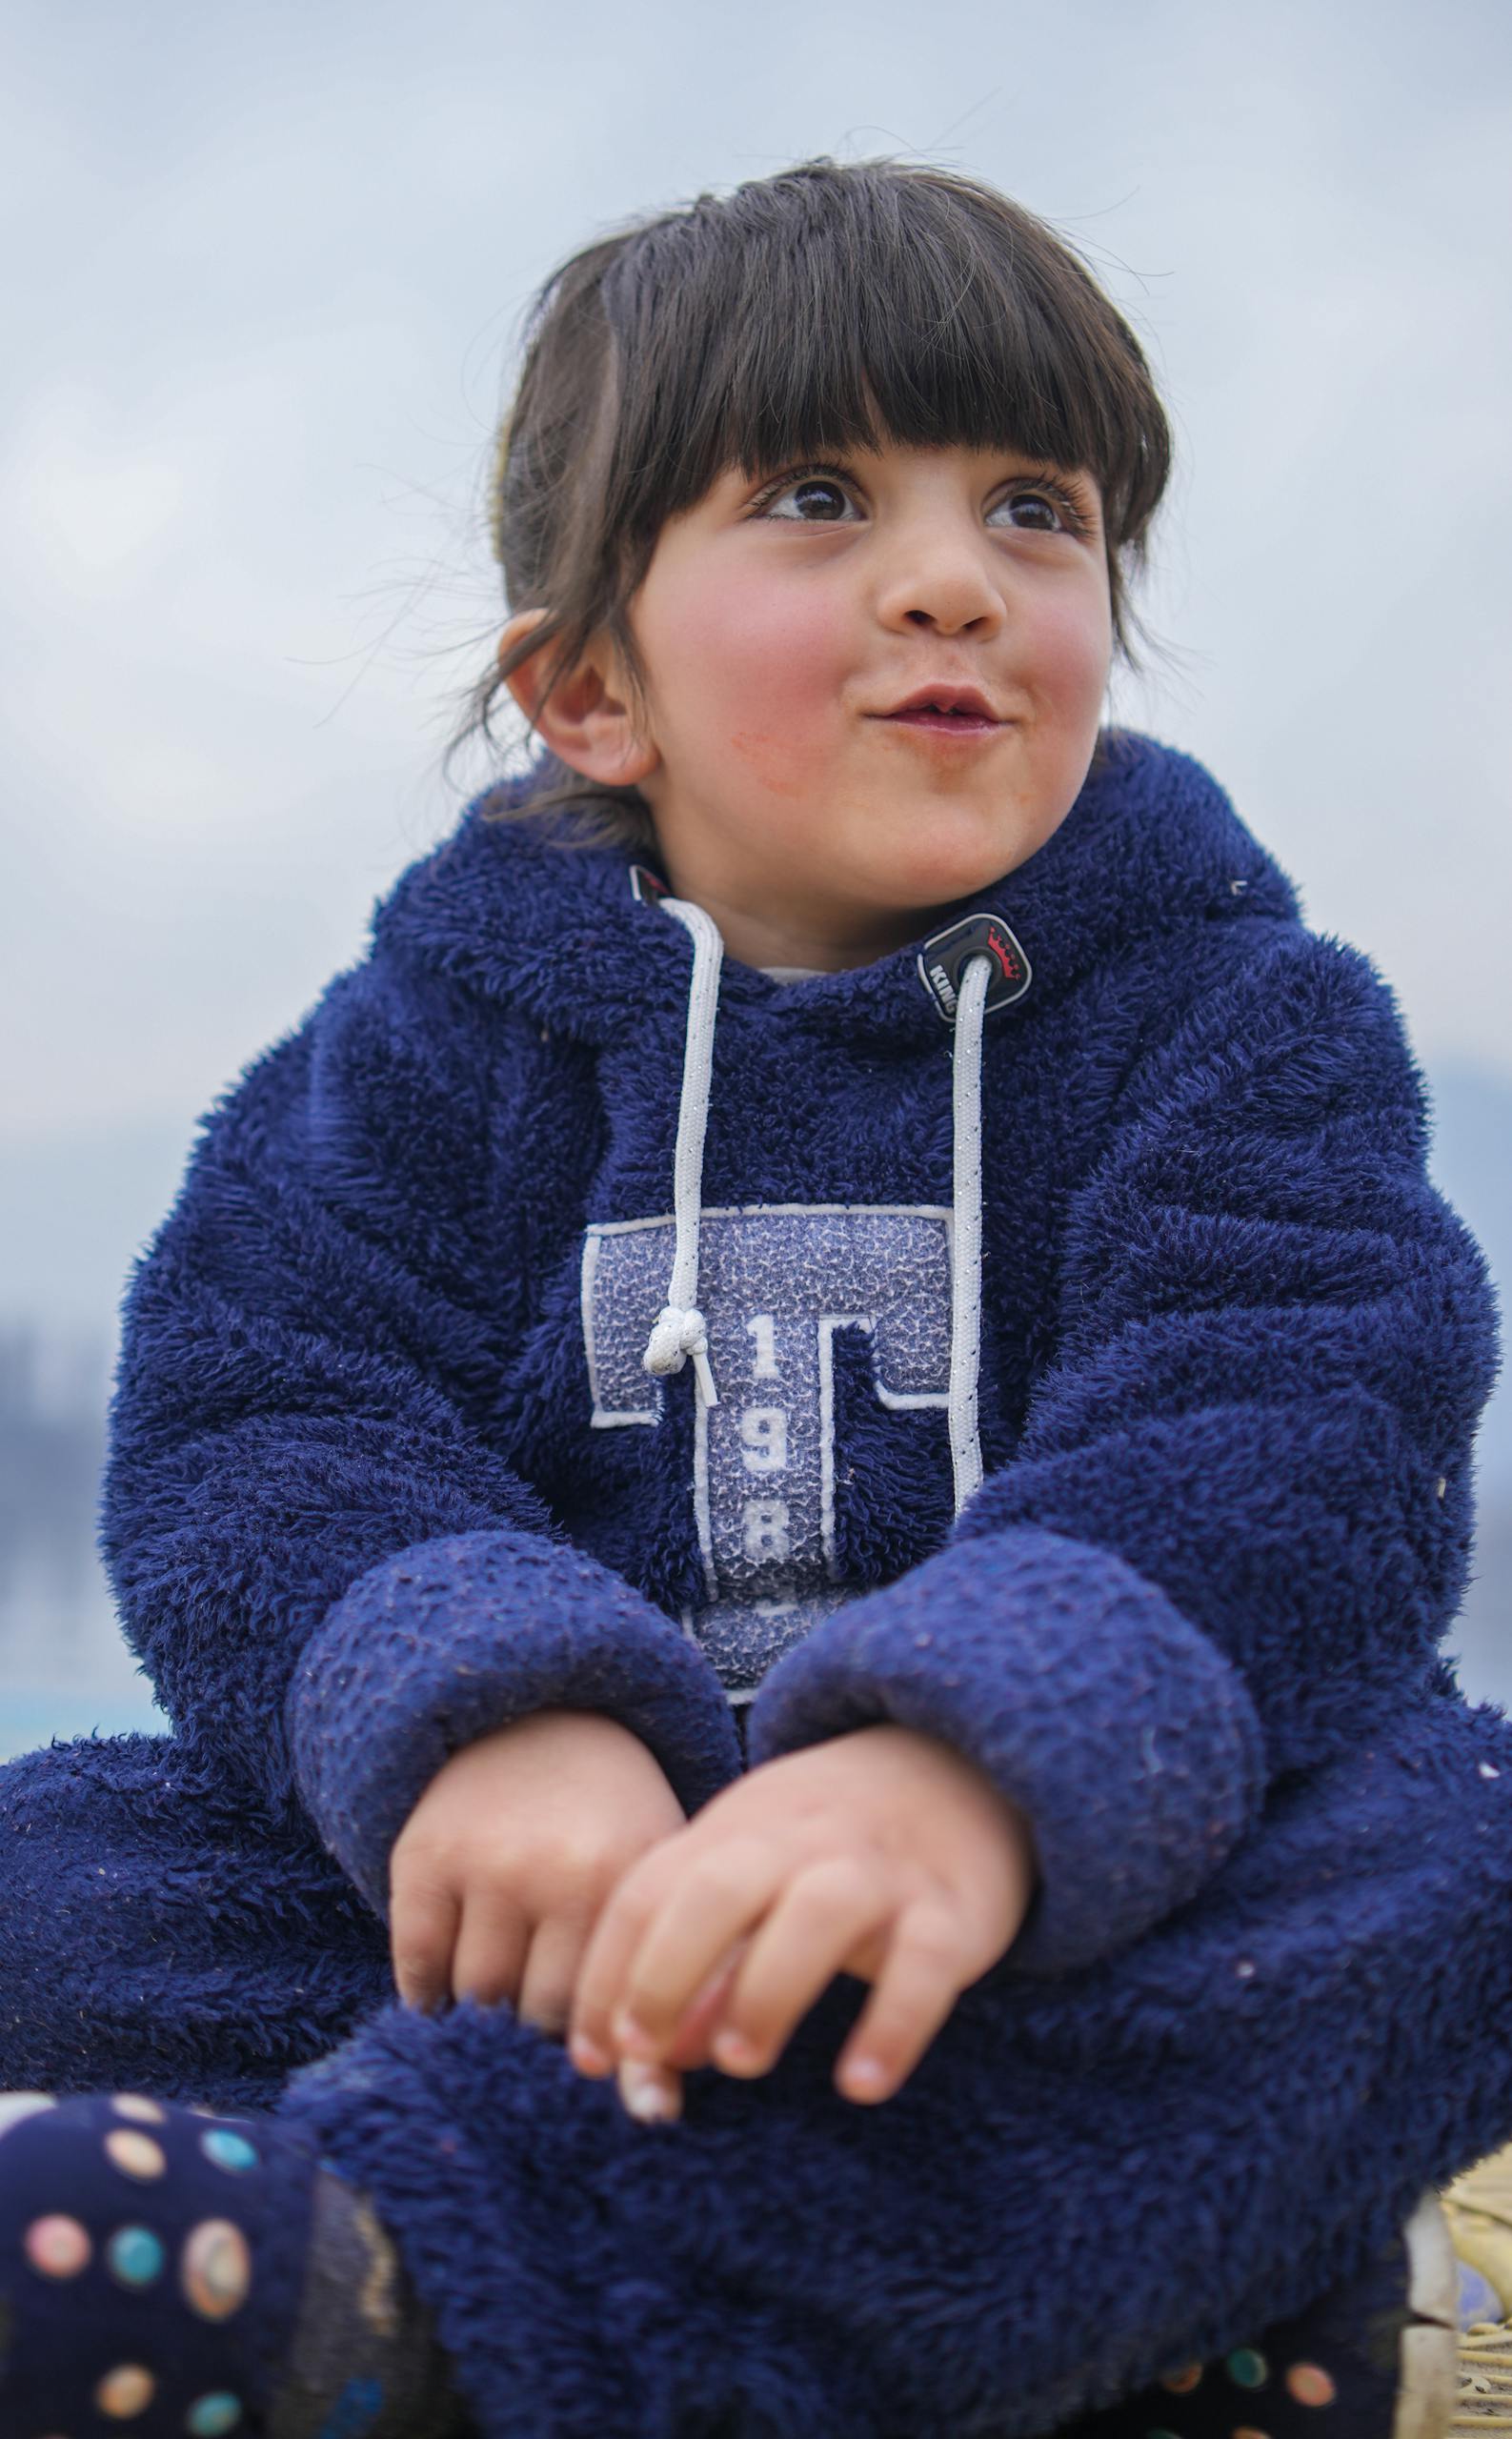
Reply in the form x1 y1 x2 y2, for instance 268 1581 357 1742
369 728 1301 1045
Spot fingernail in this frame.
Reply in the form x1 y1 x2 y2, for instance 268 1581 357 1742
613 2009 658 2058
714 2029 759 2071
569 2033 610 2075
619 2065 675 2123
841 2057 888 2099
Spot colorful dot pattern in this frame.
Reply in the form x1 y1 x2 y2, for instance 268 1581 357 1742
181 2218 252 2321
107 2226 166 2289
1159 2365 1203 2394
3 2094 258 2439
199 2128 259 2175
104 2129 167 2183
187 2393 245 2435
24 2215 91 2279
1138 2332 1361 2437
95 2360 155 2416
111 2098 168 2127
1285 2364 1337 2407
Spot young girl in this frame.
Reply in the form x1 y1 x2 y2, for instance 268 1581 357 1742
0 155 1507 2439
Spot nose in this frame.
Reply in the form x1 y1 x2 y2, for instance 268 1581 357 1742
872 514 1006 637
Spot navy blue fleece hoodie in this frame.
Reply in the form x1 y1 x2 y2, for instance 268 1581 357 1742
83 727 1512 2436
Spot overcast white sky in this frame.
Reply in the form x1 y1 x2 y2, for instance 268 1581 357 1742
2 0 1508 1124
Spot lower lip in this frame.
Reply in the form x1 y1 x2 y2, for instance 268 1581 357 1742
880 713 1003 739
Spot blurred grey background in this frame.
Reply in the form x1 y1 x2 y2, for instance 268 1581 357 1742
2 0 1507 1759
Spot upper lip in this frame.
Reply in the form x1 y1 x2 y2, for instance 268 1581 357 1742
877 683 1002 721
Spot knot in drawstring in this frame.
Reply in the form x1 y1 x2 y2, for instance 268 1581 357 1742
644 1302 716 1405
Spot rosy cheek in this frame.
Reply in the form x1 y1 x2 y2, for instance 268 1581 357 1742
661 576 845 796
1034 587 1113 717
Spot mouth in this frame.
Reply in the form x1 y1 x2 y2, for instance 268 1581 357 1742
880 707 1002 736
874 705 1009 746
873 684 1007 738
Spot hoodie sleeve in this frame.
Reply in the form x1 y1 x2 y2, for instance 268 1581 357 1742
98 940 742 1917
744 926 1502 1976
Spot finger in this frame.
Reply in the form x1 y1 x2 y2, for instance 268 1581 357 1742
571 1833 744 2066
610 1838 779 2058
707 1858 895 2078
572 1945 747 2083
389 1878 462 2015
569 1847 680 2073
833 1902 971 2106
516 1914 591 2040
447 1888 530 2011
662 1945 752 2071
616 2058 683 2126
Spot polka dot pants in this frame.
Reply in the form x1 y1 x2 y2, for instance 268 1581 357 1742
0 2090 467 2439
1051 2215 1452 2439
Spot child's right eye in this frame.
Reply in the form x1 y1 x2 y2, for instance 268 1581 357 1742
750 466 856 522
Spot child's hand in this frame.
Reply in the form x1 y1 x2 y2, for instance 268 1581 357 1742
567 1722 1039 2117
388 1707 689 2045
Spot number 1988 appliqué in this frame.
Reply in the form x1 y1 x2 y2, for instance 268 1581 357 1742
580 1204 956 1699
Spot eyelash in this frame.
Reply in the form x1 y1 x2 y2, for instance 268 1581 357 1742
748 459 1096 537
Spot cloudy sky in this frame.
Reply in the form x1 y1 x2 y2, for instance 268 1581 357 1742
1 0 1509 1733
4 0 1508 1136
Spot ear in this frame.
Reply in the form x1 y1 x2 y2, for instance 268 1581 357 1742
496 609 659 788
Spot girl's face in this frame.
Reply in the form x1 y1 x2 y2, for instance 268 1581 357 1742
509 435 1114 969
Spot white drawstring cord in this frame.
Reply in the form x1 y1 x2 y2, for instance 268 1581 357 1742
639 894 987 1482
948 953 991 1511
641 897 723 1408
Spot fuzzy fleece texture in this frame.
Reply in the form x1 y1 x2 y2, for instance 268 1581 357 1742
1 729 1509 2439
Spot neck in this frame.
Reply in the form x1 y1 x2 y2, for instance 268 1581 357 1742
651 870 933 976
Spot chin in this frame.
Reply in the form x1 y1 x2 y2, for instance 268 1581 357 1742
876 827 1043 913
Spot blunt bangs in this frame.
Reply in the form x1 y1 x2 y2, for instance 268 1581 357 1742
596 167 1164 561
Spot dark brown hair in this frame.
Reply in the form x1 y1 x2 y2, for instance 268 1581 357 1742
455 154 1173 839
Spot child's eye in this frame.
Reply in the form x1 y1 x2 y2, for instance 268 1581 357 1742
991 484 1085 535
749 463 1094 537
751 466 857 523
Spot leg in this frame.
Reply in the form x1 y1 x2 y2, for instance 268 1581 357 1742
0 1730 392 2108
0 2087 469 2436
1050 2188 1463 2439
6 1697 1508 2438
0 1736 468 2432
262 1688 1512 2438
